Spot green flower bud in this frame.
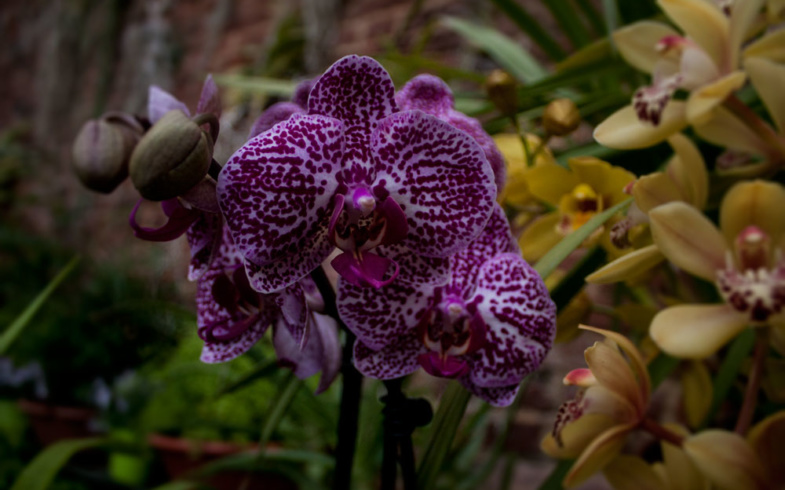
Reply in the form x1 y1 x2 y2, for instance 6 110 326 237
72 112 143 193
485 70 518 116
543 98 580 136
129 110 217 201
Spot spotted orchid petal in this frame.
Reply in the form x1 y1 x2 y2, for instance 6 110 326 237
371 110 496 257
542 413 619 459
657 0 730 71
396 74 506 191
308 55 397 185
683 430 769 490
745 57 785 134
273 311 341 394
353 333 424 379
248 102 305 140
275 282 308 347
649 201 728 282
186 212 222 281
594 102 688 149
613 21 681 74
196 74 222 120
217 114 343 293
337 245 446 350
148 86 190 123
720 180 785 247
650 304 749 359
468 253 556 388
460 382 519 407
129 198 201 242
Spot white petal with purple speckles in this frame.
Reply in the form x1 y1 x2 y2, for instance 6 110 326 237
218 114 344 292
372 110 496 258
275 283 308 347
337 244 445 350
186 214 223 281
469 253 555 388
451 204 518 298
354 334 424 379
200 315 271 363
148 86 190 123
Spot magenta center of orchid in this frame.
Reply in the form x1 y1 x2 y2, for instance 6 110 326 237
416 293 487 379
199 268 262 342
329 189 409 288
715 226 785 322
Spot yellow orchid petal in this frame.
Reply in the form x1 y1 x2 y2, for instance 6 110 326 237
519 212 562 263
649 201 727 281
743 28 785 63
729 0 766 69
770 321 785 356
524 163 579 206
634 173 685 214
762 358 785 402
686 71 747 125
657 0 730 70
693 106 770 156
745 57 785 134
569 157 635 203
580 325 651 405
594 103 688 149
747 411 785 488
720 180 785 247
650 304 749 359
683 430 768 490
541 412 618 459
586 244 665 284
666 133 708 209
661 425 711 490
680 360 712 428
769 0 785 20
603 455 666 490
584 339 642 411
496 133 558 207
613 21 681 73
563 423 635 488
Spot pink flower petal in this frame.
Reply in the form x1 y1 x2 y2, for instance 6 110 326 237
148 86 190 123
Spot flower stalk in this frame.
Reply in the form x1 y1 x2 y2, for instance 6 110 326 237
724 94 785 160
639 417 685 447
734 328 769 436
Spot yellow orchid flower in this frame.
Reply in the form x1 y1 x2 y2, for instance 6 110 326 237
587 133 708 284
542 326 652 488
747 410 785 488
595 0 777 149
682 430 769 490
494 133 557 209
648 180 785 359
518 157 635 262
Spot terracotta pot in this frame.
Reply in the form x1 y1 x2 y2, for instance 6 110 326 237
148 433 297 490
18 399 97 446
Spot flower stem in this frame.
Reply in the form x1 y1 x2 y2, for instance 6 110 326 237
734 328 768 436
724 95 785 160
310 266 363 490
639 418 684 447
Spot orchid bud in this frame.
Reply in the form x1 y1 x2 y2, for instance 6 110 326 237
485 69 518 116
72 112 143 193
129 110 217 201
543 98 580 136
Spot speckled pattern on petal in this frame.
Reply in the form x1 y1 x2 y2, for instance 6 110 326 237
217 114 344 293
186 213 222 281
451 204 519 297
460 380 519 407
372 110 495 258
468 253 555 388
354 333 424 379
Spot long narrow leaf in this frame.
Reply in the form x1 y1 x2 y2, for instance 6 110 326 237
416 382 472 489
11 438 105 490
575 0 606 36
543 0 593 48
538 459 574 490
702 329 756 427
488 0 567 61
534 198 633 280
442 17 548 84
0 256 80 355
213 75 298 97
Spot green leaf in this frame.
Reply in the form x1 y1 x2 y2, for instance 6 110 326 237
549 247 606 311
442 17 548 84
555 143 619 167
416 382 472 489
534 198 633 280
556 38 614 72
538 459 574 490
702 329 756 427
575 0 606 36
543 0 593 49
0 256 80 355
217 358 280 396
602 0 620 44
647 353 681 389
213 75 298 97
488 0 567 61
11 438 105 490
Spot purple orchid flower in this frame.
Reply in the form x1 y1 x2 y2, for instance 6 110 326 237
248 79 315 140
198 226 341 391
217 55 497 293
395 74 506 193
337 205 556 406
